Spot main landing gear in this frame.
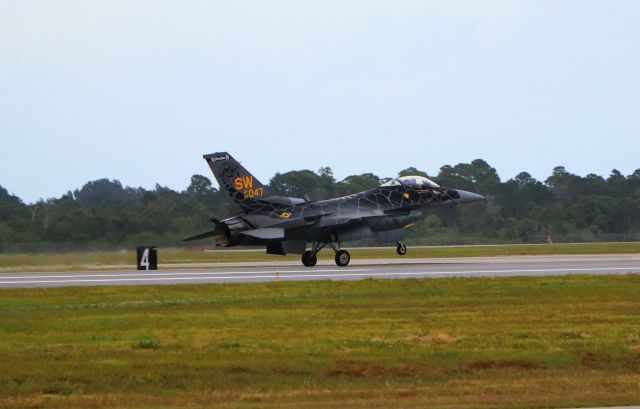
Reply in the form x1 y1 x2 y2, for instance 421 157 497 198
396 242 407 256
301 250 317 267
301 237 351 267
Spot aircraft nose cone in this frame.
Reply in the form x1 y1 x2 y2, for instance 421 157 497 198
456 189 486 203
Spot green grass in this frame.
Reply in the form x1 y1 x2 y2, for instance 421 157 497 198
1 242 639 272
1 275 639 408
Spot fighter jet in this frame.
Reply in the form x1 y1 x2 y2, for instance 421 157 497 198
184 152 485 267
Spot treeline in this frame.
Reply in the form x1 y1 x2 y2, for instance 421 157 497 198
1 159 639 251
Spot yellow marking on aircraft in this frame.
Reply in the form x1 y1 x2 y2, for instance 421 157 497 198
403 192 410 199
243 187 264 198
279 211 292 219
235 176 254 190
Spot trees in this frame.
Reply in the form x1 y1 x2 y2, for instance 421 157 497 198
495 173 552 219
186 175 214 198
269 170 328 200
0 186 32 244
74 179 140 204
437 159 500 194
398 167 430 178
335 173 381 196
1 161 639 249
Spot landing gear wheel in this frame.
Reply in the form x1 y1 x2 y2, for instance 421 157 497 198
301 251 317 267
396 242 407 256
335 250 351 267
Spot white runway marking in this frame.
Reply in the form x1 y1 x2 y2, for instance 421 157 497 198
1 266 639 286
0 268 373 280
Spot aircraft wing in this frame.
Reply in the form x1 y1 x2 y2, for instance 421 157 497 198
312 209 381 228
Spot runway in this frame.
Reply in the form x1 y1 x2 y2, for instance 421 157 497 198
1 254 640 288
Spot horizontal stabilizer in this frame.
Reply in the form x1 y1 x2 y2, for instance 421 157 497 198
182 218 225 242
238 227 285 239
182 230 216 241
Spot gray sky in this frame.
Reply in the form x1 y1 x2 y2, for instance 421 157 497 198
1 1 639 203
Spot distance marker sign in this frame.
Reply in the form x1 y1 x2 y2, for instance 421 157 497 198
136 246 158 270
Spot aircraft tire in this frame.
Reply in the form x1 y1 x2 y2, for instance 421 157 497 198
397 243 407 256
335 250 350 267
302 251 317 267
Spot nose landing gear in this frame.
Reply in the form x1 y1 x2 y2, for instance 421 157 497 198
396 242 407 256
335 249 351 267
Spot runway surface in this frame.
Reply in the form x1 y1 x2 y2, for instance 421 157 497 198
1 254 640 288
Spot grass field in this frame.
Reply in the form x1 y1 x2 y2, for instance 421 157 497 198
1 242 639 272
1 275 639 408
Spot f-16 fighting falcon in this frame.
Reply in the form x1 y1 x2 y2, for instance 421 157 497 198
184 153 485 267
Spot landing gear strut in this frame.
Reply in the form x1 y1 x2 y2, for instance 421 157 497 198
396 242 407 256
301 236 351 267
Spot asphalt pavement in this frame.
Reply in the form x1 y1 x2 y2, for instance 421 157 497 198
1 254 639 288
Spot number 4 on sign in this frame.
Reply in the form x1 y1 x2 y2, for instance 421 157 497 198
140 248 150 270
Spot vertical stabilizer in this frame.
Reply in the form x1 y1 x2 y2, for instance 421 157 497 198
203 153 268 207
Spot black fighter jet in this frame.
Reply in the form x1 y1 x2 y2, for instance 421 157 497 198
184 152 485 267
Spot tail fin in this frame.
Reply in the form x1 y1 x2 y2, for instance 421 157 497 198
203 152 268 205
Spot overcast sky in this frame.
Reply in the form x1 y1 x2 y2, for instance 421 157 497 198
1 1 639 203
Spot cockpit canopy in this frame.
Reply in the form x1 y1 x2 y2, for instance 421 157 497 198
381 175 440 189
